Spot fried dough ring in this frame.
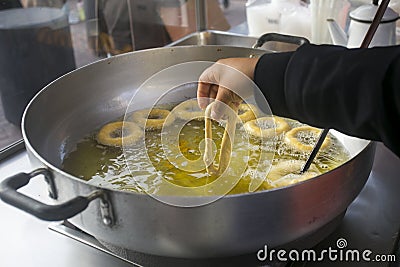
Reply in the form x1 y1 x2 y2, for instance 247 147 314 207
267 160 321 188
172 99 205 121
237 104 258 123
244 116 290 139
204 102 238 175
130 108 174 130
285 126 330 152
97 121 143 147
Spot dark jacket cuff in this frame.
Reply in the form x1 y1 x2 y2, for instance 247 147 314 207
253 51 293 117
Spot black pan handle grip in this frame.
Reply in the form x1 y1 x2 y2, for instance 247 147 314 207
253 32 310 49
0 169 102 221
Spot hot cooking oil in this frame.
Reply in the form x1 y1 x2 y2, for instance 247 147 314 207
62 115 350 195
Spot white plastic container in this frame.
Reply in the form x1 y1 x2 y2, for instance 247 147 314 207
389 0 400 44
310 0 350 44
246 0 311 39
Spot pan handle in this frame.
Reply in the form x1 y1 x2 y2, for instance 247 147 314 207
0 169 102 221
252 33 310 49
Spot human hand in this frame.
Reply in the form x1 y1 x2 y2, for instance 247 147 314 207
197 57 259 119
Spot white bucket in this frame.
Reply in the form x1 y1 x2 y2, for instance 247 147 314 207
246 0 311 39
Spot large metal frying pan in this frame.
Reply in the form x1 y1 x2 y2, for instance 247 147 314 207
0 35 375 258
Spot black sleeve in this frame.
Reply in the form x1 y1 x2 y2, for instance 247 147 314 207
254 44 400 157
0 0 22 10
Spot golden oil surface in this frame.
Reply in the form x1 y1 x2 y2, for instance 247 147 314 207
62 114 350 195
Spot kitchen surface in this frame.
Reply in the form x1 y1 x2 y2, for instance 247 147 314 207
1 0 400 266
0 150 133 267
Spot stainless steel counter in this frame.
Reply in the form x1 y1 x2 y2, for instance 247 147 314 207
1 143 400 266
0 152 132 267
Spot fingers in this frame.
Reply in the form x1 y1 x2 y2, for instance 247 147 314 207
197 63 221 109
197 82 235 120
197 60 249 119
197 80 241 120
209 84 218 100
197 82 211 109
212 86 238 120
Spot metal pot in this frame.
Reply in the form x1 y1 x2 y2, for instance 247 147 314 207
0 34 375 258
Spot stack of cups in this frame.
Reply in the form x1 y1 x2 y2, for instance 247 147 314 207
310 0 350 44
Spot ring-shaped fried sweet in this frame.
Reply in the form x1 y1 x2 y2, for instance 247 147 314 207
97 121 143 147
267 160 321 188
172 99 205 121
244 116 290 139
284 126 330 152
130 108 174 130
237 103 258 123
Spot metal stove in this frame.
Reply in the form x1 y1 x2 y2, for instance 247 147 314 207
48 210 345 267
49 220 284 267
